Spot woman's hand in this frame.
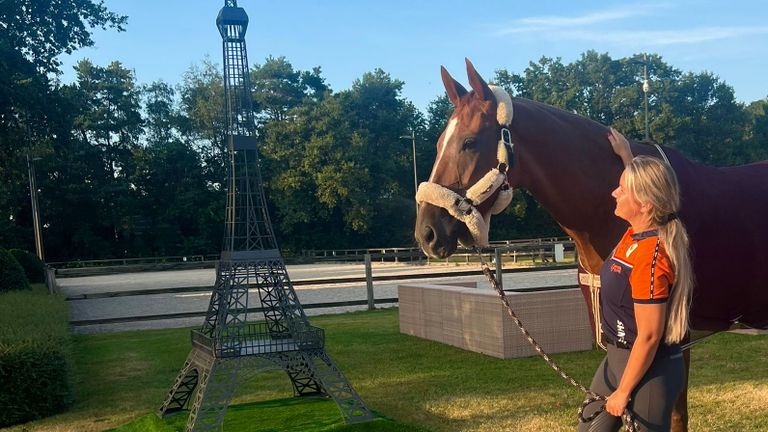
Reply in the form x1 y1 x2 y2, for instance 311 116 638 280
607 127 633 166
605 389 631 416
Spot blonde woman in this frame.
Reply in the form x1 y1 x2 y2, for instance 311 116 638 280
578 129 693 432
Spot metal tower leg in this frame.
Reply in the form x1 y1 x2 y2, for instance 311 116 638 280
304 351 374 423
158 350 200 416
186 358 242 432
270 352 325 396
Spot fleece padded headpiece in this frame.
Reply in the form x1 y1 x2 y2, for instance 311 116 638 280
489 85 514 127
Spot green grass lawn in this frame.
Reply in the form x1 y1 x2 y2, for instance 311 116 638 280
3 308 767 431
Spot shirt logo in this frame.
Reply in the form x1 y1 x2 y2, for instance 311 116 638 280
611 264 622 274
626 243 638 258
617 320 626 343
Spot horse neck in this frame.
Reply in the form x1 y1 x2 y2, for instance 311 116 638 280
508 99 627 265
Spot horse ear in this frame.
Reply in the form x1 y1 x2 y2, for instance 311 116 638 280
441 66 467 107
465 58 493 101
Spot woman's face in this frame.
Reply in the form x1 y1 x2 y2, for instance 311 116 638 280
612 171 645 223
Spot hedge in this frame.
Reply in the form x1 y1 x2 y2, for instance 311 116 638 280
9 249 45 284
0 286 73 427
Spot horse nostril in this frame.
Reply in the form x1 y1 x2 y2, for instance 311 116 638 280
424 225 436 245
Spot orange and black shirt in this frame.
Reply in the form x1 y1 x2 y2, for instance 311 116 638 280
599 228 674 346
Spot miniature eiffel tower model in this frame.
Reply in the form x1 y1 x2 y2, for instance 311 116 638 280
157 2 372 430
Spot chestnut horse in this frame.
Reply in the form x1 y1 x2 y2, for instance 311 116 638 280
414 59 768 431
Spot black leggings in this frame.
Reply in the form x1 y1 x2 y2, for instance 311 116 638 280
577 344 685 432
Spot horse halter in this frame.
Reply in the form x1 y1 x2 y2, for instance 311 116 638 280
415 85 515 247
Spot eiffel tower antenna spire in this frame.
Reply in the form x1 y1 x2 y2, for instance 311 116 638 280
157 2 373 430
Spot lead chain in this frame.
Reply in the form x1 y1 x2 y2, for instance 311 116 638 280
473 248 638 431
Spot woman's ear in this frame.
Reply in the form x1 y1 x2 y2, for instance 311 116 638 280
641 202 655 217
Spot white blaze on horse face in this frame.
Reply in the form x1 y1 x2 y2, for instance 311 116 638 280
429 117 458 182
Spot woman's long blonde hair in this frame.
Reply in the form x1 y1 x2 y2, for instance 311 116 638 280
625 156 693 344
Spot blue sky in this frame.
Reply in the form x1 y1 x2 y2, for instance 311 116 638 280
59 0 768 112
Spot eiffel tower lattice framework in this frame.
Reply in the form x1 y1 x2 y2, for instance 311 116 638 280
156 2 373 430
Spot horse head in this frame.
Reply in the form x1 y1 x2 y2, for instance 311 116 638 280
415 59 516 258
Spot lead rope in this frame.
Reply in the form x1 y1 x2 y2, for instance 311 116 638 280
474 247 639 431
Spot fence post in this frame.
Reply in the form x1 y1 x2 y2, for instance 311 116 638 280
494 248 503 290
44 266 57 294
365 253 375 310
554 243 565 262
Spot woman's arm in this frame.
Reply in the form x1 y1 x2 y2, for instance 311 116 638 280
607 127 633 167
604 302 667 416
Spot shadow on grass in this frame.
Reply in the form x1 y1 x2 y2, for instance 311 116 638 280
108 397 430 432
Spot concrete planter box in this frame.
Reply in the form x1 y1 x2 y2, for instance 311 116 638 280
399 283 593 359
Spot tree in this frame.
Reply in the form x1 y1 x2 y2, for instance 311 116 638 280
0 0 126 74
745 99 768 162
72 59 143 176
178 59 227 186
142 80 179 146
129 140 220 255
44 59 145 259
495 52 753 166
250 56 328 123
499 56 577 110
659 72 748 165
40 85 117 260
0 1 126 256
259 67 423 250
418 94 453 187
131 81 220 255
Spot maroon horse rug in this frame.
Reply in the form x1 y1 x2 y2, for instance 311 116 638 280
414 58 768 431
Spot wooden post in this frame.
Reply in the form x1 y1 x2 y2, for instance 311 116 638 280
495 248 503 290
44 266 57 294
365 253 375 310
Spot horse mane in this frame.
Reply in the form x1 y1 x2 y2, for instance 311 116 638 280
511 97 610 141
511 96 675 160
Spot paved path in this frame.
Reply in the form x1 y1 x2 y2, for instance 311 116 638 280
59 263 577 334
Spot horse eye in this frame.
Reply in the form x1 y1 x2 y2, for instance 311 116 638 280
462 138 477 151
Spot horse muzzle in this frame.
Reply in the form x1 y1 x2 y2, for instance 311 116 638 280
415 167 513 249
415 203 465 258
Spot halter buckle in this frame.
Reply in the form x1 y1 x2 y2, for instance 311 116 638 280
500 127 514 168
501 127 513 148
455 197 474 215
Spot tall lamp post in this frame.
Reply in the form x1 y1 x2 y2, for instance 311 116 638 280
643 53 650 141
26 153 44 262
400 129 418 214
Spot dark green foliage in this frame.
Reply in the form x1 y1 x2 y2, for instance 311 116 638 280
2 1 768 264
0 342 73 427
259 66 423 250
494 51 756 166
0 0 127 74
9 249 45 283
0 287 73 427
0 248 29 292
0 0 127 257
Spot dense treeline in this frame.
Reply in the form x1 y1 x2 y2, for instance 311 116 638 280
2 2 767 261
